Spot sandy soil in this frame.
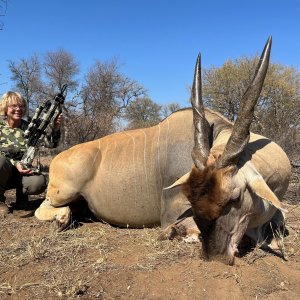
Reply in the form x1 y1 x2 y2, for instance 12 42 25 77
0 161 299 300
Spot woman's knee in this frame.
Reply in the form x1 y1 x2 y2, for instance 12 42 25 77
0 155 13 187
0 155 12 170
22 174 47 195
0 155 7 166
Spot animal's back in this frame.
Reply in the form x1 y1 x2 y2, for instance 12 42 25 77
246 133 291 197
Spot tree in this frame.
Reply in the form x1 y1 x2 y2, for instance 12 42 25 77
8 55 43 114
64 59 146 144
203 57 257 121
253 63 300 157
8 50 80 109
8 53 146 146
8 50 82 149
44 49 79 93
202 56 300 156
124 97 162 129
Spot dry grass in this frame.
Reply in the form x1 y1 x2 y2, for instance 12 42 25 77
0 157 299 299
0 218 104 298
1 205 299 299
0 215 200 299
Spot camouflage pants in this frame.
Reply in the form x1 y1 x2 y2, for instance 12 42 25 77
0 155 47 201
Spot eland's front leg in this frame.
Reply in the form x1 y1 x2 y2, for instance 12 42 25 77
35 198 72 230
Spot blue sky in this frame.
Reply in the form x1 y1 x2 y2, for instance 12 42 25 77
1 0 300 106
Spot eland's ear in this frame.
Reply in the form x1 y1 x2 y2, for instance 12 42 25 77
247 177 288 213
164 172 191 190
241 161 288 213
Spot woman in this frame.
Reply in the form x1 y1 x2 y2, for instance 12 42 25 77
0 91 62 215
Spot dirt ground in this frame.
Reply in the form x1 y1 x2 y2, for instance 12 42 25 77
0 158 299 300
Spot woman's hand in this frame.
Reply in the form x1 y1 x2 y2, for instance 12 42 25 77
53 113 64 130
16 162 33 174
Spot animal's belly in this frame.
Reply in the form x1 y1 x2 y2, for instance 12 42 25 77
83 173 162 228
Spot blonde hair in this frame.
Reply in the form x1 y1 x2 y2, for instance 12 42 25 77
0 91 28 117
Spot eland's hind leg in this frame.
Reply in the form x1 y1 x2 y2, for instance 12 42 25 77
35 142 101 229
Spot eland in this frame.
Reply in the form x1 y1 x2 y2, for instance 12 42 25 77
35 37 291 264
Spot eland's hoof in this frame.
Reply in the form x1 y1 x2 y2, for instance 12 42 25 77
55 207 72 231
158 224 184 241
158 217 200 242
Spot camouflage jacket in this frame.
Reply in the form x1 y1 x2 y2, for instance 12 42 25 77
0 117 61 166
